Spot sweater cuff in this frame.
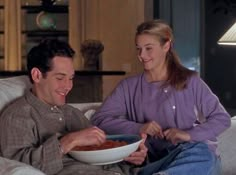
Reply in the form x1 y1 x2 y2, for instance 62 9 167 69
42 134 63 174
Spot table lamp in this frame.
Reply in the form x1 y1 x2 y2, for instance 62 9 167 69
218 22 236 45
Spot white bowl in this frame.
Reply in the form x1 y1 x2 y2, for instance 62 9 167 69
69 134 142 165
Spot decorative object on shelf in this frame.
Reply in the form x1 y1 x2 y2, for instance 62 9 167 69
40 0 57 9
36 11 56 30
36 0 57 30
80 39 104 71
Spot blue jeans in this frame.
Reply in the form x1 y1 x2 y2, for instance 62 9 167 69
138 142 221 175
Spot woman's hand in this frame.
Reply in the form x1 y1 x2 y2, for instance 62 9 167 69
59 126 106 154
140 121 164 138
124 134 148 165
163 128 191 145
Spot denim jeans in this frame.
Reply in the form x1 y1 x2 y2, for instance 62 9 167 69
138 142 221 175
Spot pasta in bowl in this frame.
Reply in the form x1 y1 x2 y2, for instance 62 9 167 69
69 134 142 165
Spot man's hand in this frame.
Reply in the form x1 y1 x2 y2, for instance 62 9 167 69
140 121 164 138
124 134 148 165
59 126 106 154
163 128 191 145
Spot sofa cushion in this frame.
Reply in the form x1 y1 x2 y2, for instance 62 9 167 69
217 116 236 175
69 103 101 120
0 157 45 175
0 76 31 114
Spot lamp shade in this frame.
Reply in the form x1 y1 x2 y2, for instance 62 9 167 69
218 22 236 45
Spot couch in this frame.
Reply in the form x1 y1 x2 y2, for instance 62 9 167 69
0 75 235 175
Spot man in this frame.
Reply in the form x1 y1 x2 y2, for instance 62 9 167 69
0 39 147 175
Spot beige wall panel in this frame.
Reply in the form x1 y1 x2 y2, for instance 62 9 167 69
83 0 100 40
69 0 82 70
96 0 146 98
4 0 21 70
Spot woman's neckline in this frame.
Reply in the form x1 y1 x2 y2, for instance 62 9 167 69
142 72 166 84
141 73 166 86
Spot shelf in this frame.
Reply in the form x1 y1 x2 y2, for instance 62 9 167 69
22 30 68 37
74 71 126 76
22 5 68 13
0 71 126 77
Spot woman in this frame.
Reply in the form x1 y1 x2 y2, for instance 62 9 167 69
91 19 231 175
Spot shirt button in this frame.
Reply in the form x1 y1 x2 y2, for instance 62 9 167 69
172 105 176 109
59 118 63 121
164 89 168 93
50 107 54 111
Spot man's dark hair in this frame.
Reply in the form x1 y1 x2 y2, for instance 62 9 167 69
27 39 75 83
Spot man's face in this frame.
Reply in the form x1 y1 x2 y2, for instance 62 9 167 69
35 56 75 106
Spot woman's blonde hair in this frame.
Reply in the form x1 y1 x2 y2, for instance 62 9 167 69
136 19 196 90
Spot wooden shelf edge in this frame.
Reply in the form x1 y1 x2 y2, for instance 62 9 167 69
0 71 126 77
22 5 68 13
22 30 68 37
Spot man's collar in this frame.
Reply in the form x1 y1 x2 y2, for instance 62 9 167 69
25 90 64 116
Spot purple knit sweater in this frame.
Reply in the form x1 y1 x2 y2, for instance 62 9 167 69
92 73 231 153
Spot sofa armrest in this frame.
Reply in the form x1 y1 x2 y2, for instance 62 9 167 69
69 102 101 112
217 117 236 175
69 102 101 120
0 157 45 175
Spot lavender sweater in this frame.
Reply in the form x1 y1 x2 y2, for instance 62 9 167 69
92 73 231 153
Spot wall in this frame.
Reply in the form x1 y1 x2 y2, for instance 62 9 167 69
204 0 236 114
158 0 201 72
0 0 152 102
77 0 152 99
156 0 234 114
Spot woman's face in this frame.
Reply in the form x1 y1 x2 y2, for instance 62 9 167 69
135 34 170 72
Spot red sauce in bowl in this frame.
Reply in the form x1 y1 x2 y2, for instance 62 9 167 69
73 140 128 151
